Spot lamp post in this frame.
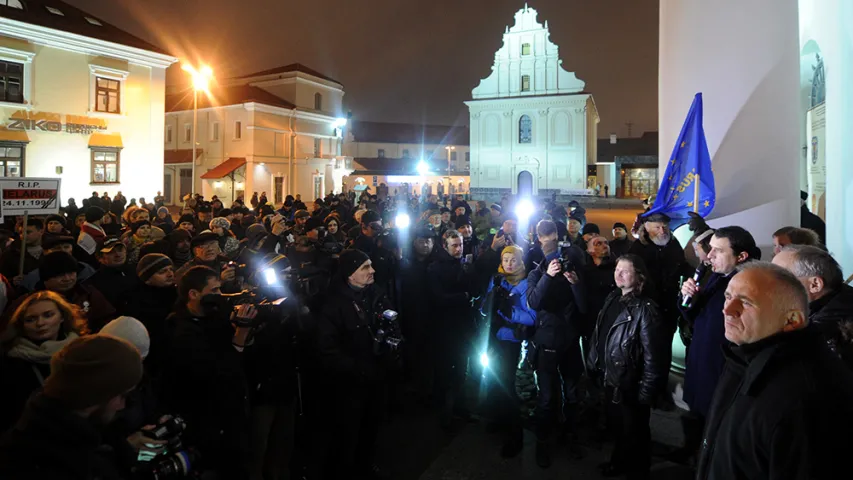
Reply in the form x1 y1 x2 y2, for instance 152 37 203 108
445 145 455 172
182 63 213 197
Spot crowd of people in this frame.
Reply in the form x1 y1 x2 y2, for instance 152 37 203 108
0 185 851 480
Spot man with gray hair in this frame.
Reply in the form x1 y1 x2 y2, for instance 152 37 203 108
697 262 853 479
772 244 853 367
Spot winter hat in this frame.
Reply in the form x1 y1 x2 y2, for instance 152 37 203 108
43 335 143 409
139 239 170 257
440 207 451 214
178 214 195 225
361 210 381 225
168 228 192 246
294 209 311 220
46 214 66 227
218 208 232 218
455 215 472 227
156 206 170 217
489 204 502 214
613 222 628 231
338 249 370 279
85 206 105 223
42 235 75 251
137 253 173 283
100 317 150 359
582 223 601 236
568 213 584 225
209 217 231 231
304 216 325 232
241 214 256 227
245 223 268 246
130 220 151 235
191 231 219 248
39 251 78 281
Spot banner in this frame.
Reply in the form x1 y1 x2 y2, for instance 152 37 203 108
806 103 826 221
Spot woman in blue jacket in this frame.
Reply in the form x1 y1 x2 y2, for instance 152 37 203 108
481 245 536 458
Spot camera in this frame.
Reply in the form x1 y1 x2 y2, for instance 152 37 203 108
134 416 203 480
219 290 289 328
373 309 404 354
557 241 576 274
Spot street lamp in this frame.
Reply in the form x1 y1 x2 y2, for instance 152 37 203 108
445 145 455 171
182 63 213 196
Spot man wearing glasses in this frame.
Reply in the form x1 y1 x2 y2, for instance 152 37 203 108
174 231 239 292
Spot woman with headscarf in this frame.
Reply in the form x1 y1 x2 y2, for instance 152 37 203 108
210 217 240 258
124 220 151 267
0 291 87 430
480 245 536 459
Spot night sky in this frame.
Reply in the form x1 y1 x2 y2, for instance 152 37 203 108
65 0 659 136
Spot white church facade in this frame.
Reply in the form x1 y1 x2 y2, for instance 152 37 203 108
466 5 599 199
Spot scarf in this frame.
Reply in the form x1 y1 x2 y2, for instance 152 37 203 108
498 245 526 286
7 332 79 364
81 222 106 244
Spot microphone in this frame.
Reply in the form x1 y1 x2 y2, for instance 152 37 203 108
681 263 708 308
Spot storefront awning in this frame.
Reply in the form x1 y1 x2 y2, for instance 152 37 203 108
0 126 30 143
88 133 123 148
200 157 246 179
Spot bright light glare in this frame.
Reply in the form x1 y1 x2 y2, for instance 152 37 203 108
333 118 348 128
182 63 213 92
416 160 429 176
395 213 411 229
515 198 534 223
263 268 278 286
479 352 490 368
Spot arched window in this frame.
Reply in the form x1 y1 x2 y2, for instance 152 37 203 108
314 92 322 110
519 115 532 144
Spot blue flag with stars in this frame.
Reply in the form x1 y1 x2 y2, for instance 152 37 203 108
644 93 715 229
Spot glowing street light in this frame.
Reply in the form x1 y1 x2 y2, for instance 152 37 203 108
182 62 214 196
416 160 430 176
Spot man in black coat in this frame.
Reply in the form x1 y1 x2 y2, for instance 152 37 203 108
773 244 853 368
85 238 139 314
799 190 826 244
609 222 633 258
162 266 257 480
314 249 395 480
697 262 853 479
125 253 177 377
526 224 587 468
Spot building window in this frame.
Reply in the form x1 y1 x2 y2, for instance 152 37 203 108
183 124 191 143
234 121 242 140
0 144 24 177
519 115 532 144
0 61 24 104
522 43 531 55
0 1 25 10
91 149 120 184
465 152 470 162
314 92 322 110
450 151 457 161
211 122 219 141
314 138 321 156
521 75 530 92
165 125 172 144
378 149 385 158
402 149 410 158
95 76 120 113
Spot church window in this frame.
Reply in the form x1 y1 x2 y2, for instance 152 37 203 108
519 115 532 144
521 75 530 92
522 43 531 55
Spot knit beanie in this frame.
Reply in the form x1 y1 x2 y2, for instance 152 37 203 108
304 216 324 232
157 206 170 217
361 210 381 225
39 251 78 281
613 222 628 231
294 209 310 220
178 214 195 225
137 253 173 283
209 217 231 231
338 249 370 279
130 220 151 235
246 223 268 245
582 223 601 236
100 316 150 359
43 335 143 409
490 203 502 214
46 214 66 227
85 206 105 223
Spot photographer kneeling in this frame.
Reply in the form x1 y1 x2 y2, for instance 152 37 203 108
314 249 398 480
162 266 258 479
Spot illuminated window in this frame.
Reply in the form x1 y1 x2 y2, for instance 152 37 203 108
183 124 191 143
95 76 120 113
314 138 321 156
234 121 242 140
519 115 532 144
378 149 385 158
0 144 24 177
521 75 530 92
165 125 172 144
0 61 24 104
0 0 24 9
522 43 531 55
91 149 120 184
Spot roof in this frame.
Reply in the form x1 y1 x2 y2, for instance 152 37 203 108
597 131 659 161
200 157 246 179
349 121 470 146
0 0 170 55
233 63 342 85
351 157 454 176
165 85 295 112
164 149 203 165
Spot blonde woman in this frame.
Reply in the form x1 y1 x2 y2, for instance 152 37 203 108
0 291 87 430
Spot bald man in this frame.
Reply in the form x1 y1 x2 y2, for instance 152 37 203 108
697 262 853 480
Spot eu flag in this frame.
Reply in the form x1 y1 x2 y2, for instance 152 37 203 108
644 93 715 229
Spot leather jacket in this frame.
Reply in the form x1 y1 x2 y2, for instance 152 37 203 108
586 290 671 404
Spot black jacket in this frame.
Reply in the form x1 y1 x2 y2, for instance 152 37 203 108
609 237 633 259
697 328 853 480
628 237 691 327
124 283 178 377
586 291 670 405
809 283 853 369
0 394 123 480
582 257 617 334
526 248 587 349
0 355 50 431
84 264 139 314
426 248 478 340
801 204 826 244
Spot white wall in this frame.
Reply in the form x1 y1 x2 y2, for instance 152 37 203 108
659 0 801 256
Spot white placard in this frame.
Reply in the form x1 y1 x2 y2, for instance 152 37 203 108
0 177 62 216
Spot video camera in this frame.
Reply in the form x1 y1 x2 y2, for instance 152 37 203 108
372 309 403 355
134 416 203 480
556 241 577 274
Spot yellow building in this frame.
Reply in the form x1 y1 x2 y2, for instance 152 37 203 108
164 64 353 206
0 0 176 203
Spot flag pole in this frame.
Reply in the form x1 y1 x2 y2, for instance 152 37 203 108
693 174 700 213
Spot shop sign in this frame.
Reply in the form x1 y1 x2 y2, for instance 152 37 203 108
6 110 107 135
